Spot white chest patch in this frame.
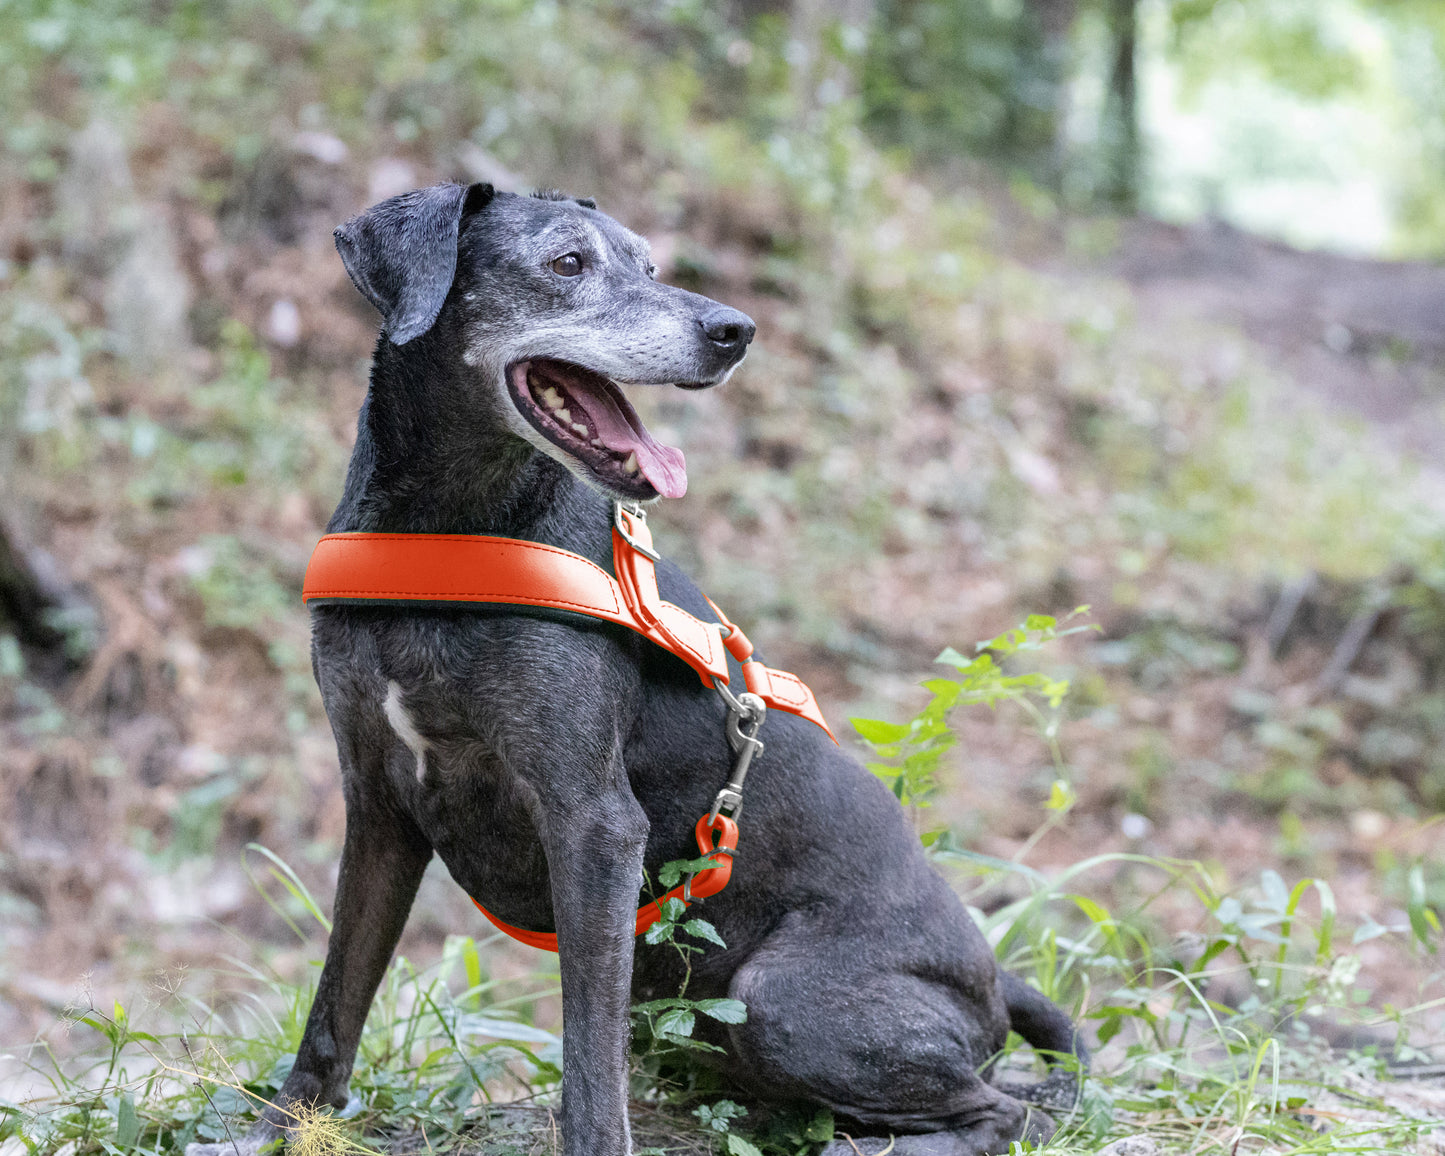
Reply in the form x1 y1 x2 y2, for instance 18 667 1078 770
383 680 430 782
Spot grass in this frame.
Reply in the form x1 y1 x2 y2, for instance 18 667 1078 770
2 929 563 1155
3 835 1439 1155
3 617 1440 1156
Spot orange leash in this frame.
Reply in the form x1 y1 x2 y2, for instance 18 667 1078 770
470 813 739 952
302 501 831 951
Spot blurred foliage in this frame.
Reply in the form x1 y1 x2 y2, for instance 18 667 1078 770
5 0 1445 249
862 0 1062 177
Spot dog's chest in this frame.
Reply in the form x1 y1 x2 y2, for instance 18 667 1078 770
373 679 560 914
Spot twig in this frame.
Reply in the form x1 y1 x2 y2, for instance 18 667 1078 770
183 1032 241 1155
1315 592 1386 697
1265 571 1316 656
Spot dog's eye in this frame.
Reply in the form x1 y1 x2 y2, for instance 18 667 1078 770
647 263 657 279
551 253 584 277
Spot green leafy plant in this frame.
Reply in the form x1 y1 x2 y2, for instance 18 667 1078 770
851 609 1094 837
631 859 748 1058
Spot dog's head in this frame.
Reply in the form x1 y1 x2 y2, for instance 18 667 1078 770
334 182 754 501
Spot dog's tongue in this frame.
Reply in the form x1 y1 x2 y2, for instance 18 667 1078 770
568 381 688 498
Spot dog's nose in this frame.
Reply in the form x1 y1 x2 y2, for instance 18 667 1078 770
699 307 756 353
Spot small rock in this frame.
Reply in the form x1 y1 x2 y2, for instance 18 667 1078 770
292 130 349 165
369 157 419 202
265 298 302 347
1098 1137 1162 1156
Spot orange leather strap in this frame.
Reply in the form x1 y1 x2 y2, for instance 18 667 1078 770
471 814 738 953
302 520 834 739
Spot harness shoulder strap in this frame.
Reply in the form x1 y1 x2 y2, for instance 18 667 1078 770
302 521 834 739
302 532 627 620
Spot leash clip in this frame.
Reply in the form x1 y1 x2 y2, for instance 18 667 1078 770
709 684 766 823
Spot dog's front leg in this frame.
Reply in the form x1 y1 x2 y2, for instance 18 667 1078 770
186 798 431 1156
540 782 649 1156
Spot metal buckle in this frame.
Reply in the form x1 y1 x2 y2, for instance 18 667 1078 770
612 500 660 562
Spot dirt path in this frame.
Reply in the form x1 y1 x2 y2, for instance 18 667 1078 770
1109 217 1445 467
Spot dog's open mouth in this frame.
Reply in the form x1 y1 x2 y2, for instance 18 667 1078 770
507 359 689 499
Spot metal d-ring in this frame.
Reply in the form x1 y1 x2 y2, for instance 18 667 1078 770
612 500 660 561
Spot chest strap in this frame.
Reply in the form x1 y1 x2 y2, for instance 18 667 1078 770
302 505 833 952
301 505 833 739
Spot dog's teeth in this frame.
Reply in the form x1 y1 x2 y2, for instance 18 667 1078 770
591 438 604 447
622 451 639 474
572 422 589 436
543 388 563 409
555 408 571 423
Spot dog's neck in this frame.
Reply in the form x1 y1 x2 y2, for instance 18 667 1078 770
325 336 606 543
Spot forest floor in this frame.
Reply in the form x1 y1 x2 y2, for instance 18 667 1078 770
2 99 1443 1152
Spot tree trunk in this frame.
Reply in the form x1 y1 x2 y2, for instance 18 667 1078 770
1101 0 1140 210
0 517 63 649
1026 0 1080 189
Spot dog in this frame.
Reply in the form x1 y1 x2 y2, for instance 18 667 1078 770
186 182 1085 1156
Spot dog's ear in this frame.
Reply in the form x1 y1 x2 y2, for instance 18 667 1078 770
334 182 496 345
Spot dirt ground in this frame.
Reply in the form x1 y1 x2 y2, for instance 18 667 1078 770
2 136 1442 1093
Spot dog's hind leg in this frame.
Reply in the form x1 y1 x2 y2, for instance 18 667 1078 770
185 793 432 1156
721 910 1052 1156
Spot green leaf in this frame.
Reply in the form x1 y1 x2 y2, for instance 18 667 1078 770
634 997 686 1014
115 1094 139 1149
850 717 911 743
1095 1014 1122 1046
804 1108 835 1142
683 918 726 947
693 998 748 1024
1313 877 1337 958
463 937 483 1003
659 855 723 888
244 842 332 934
726 1134 764 1156
1407 863 1440 948
654 1008 695 1039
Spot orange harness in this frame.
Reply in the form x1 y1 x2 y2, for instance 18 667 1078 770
302 503 833 951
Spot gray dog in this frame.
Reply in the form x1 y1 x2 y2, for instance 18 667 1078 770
187 183 1084 1156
